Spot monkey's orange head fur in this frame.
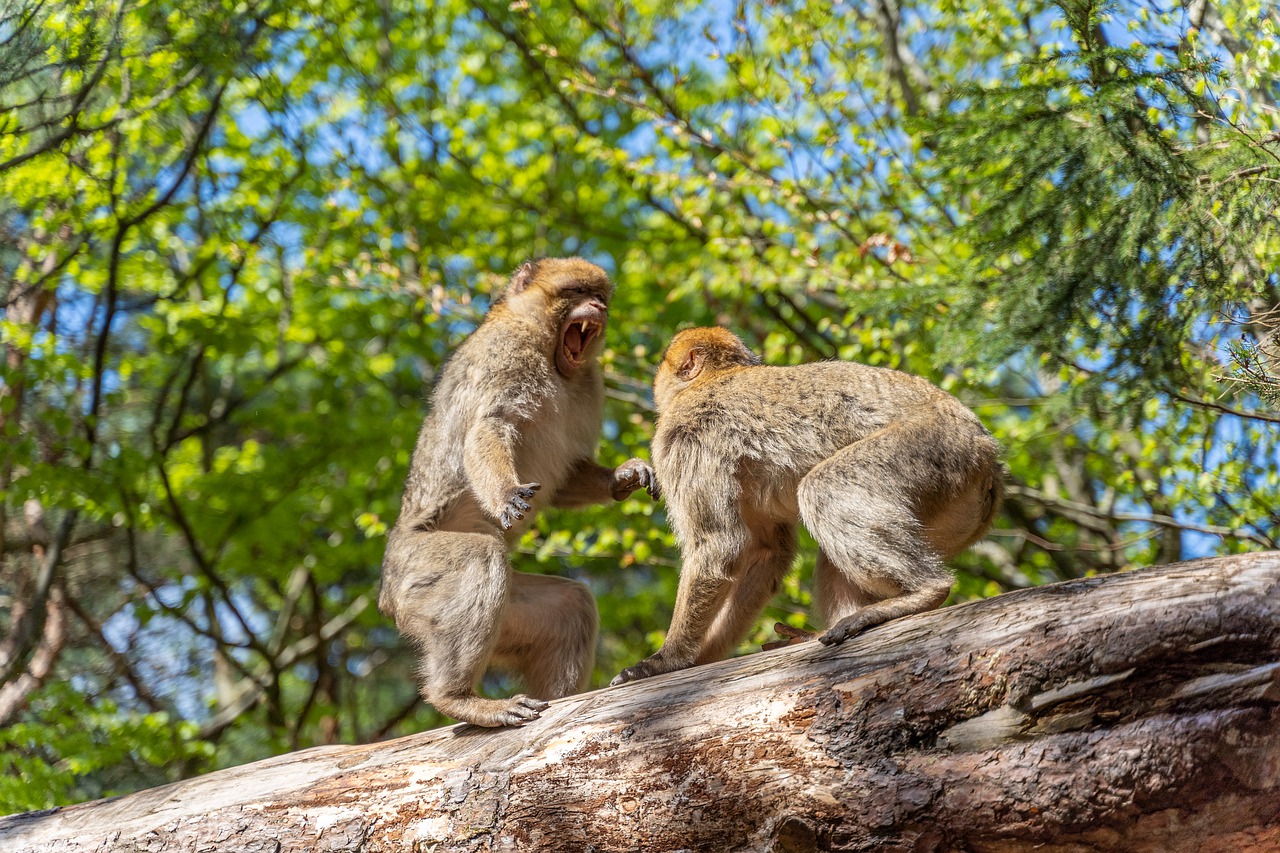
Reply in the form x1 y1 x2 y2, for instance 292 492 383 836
494 257 615 379
654 327 760 413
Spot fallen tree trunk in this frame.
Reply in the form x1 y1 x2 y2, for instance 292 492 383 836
3 552 1279 852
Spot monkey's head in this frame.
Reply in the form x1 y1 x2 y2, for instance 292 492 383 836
498 257 615 379
654 327 761 412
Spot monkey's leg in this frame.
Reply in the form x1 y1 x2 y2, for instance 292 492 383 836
797 426 955 646
694 524 796 664
383 528 548 727
812 526 951 646
611 522 748 685
811 549 878 624
492 572 598 700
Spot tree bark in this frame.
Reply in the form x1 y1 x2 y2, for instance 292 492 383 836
3 552 1278 852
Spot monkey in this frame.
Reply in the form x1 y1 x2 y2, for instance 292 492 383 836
380 258 658 727
612 326 1001 686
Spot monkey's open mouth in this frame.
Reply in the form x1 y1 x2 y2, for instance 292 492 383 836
560 319 603 371
557 306 606 377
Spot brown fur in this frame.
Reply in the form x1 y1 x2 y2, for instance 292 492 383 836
613 327 1002 686
381 258 657 726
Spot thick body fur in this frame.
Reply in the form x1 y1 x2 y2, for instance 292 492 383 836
613 327 1001 685
381 258 655 726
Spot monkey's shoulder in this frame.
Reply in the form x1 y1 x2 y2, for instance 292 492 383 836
445 323 552 380
428 332 562 418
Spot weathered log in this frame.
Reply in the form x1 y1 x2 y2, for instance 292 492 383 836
3 552 1278 852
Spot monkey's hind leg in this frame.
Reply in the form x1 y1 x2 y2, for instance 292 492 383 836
383 527 548 727
695 520 797 664
492 572 599 700
797 423 955 646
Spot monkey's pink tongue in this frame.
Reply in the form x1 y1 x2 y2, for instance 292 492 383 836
564 325 584 358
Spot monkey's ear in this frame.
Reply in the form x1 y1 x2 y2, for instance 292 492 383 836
677 347 705 381
509 260 540 295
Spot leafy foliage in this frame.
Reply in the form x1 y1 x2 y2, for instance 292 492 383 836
1 0 1276 813
931 2 1279 393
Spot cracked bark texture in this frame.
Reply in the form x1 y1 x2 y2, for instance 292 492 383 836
2 552 1278 852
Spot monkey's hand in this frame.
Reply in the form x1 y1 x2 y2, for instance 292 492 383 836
609 652 687 686
610 458 660 501
761 622 815 651
499 482 542 530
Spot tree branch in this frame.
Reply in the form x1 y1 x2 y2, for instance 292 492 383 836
2 553 1277 851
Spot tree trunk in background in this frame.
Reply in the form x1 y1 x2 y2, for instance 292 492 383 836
2 552 1278 853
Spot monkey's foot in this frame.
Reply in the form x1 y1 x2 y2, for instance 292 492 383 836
609 654 686 686
819 613 881 646
762 622 816 651
611 458 660 501
447 694 550 727
499 483 542 530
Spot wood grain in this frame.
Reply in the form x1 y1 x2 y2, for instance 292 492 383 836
3 552 1278 852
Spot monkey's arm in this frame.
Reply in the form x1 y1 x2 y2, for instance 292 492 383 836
464 416 541 530
551 458 659 508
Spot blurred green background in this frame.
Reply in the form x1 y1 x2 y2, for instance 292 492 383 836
1 0 1277 813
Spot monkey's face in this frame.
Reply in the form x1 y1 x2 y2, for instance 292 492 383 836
502 257 614 379
539 261 612 379
555 286 609 378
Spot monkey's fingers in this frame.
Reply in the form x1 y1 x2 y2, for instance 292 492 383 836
491 695 551 727
646 477 661 500
509 695 550 715
514 483 542 499
610 662 654 686
610 653 682 686
635 464 661 500
499 482 543 529
611 459 658 501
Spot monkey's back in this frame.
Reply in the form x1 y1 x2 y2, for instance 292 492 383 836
653 361 991 503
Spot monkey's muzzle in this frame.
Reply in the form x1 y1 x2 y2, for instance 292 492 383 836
557 301 606 377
